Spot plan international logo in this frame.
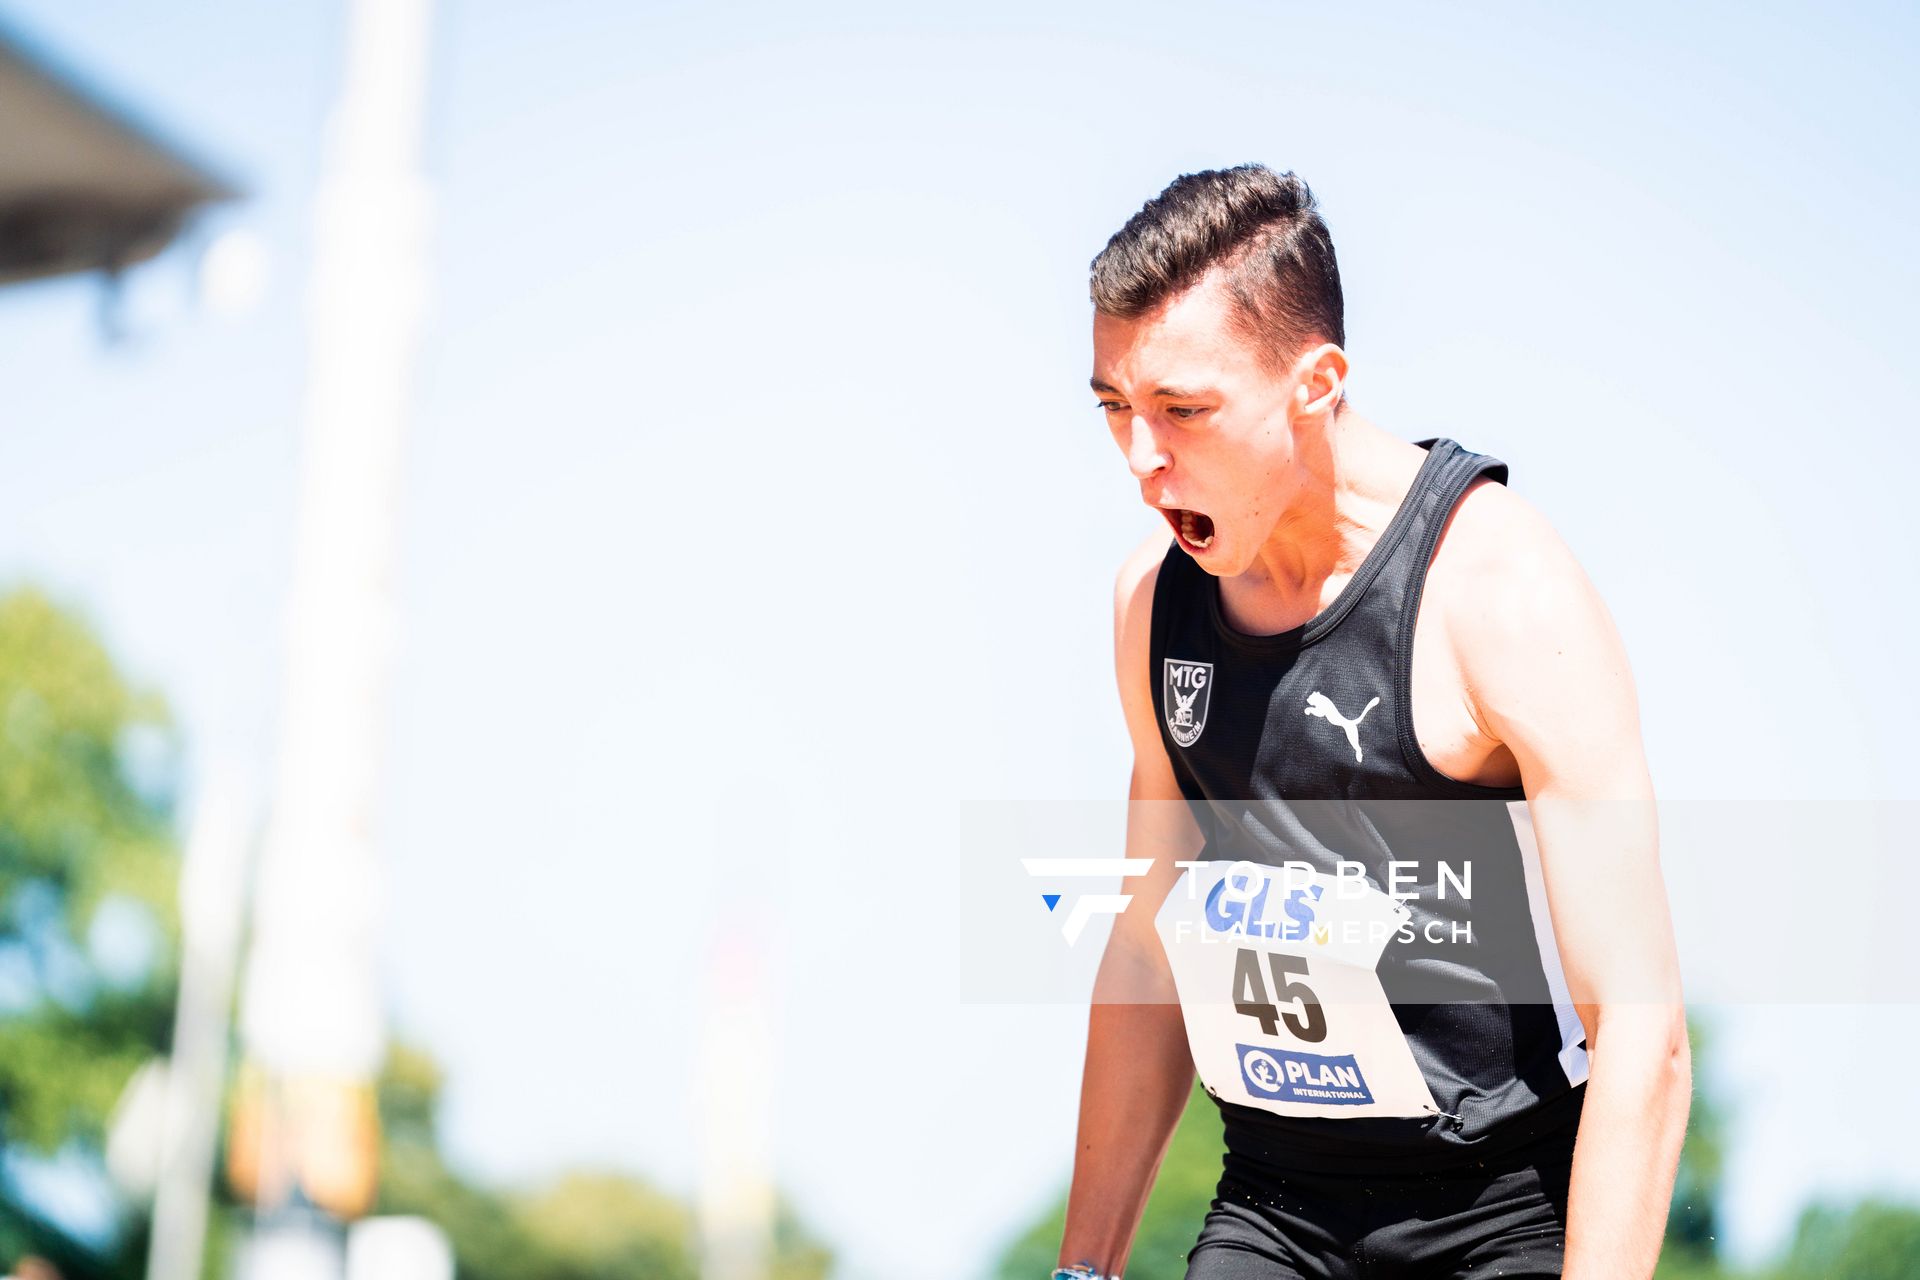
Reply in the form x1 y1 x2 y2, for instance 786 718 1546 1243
1238 1044 1375 1105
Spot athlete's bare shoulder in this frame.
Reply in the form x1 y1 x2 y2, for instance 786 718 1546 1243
1438 472 1606 635
1438 470 1643 763
1439 473 1563 573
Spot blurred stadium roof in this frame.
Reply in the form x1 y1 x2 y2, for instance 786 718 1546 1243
0 17 238 287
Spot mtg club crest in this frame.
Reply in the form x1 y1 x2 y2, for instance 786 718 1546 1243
1164 658 1214 748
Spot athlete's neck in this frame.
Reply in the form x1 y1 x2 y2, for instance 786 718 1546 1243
1227 413 1429 632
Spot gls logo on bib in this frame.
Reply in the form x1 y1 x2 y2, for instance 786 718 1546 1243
1164 659 1214 747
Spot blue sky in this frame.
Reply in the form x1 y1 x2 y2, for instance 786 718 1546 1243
2 2 1916 1276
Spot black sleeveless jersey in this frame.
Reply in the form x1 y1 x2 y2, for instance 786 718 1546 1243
1148 437 1589 1176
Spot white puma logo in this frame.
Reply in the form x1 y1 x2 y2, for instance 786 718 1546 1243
1304 691 1380 763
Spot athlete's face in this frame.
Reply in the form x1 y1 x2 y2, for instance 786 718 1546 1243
1091 270 1344 575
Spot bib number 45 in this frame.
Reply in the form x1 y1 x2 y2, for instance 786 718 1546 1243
1233 949 1326 1043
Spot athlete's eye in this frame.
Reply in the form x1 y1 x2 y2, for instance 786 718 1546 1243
1097 400 1127 414
1168 406 1208 421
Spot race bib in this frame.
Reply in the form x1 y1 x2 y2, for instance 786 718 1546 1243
1155 860 1440 1119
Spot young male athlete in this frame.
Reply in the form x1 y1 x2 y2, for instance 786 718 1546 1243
1052 167 1689 1279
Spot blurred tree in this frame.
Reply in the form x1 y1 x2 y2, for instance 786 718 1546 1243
1770 1198 1920 1280
0 585 185 1279
372 1039 835 1280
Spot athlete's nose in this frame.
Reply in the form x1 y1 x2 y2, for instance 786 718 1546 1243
1125 414 1170 480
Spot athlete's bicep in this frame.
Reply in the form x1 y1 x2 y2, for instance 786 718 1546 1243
1464 522 1680 1040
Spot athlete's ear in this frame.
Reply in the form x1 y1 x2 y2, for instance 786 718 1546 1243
1292 343 1348 419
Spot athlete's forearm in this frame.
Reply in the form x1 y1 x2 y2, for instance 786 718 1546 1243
1561 1004 1691 1279
1057 974 1194 1277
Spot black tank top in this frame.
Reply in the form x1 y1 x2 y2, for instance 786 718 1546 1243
1149 437 1589 1176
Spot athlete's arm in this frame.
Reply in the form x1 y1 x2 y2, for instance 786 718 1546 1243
1056 528 1207 1278
1458 500 1689 1280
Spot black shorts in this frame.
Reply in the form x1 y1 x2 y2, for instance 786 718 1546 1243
1183 1148 1574 1279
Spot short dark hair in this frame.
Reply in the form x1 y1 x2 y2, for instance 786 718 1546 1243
1090 165 1347 394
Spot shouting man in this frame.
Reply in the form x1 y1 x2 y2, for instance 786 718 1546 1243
1053 166 1688 1279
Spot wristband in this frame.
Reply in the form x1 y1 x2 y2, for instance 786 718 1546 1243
1052 1267 1117 1280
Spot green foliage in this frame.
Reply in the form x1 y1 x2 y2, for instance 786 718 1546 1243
0 585 184 1280
1770 1199 1920 1280
373 1039 834 1280
0 586 181 1157
1652 1258 1742 1280
995 1079 1223 1280
1656 1196 1920 1280
374 1039 692 1280
515 1173 699 1280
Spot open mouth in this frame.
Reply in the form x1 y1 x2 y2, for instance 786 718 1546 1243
1161 506 1216 552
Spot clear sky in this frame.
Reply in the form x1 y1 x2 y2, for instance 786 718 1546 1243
2 2 1916 1277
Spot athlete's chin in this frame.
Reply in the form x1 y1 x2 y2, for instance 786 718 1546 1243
1170 522 1224 565
1180 533 1246 575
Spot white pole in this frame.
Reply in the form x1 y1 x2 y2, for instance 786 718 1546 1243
236 0 435 1269
145 763 255 1280
696 931 776 1280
